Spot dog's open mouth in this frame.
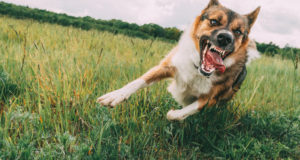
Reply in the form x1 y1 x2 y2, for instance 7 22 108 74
199 39 229 76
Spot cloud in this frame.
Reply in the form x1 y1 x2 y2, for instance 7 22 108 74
2 0 300 48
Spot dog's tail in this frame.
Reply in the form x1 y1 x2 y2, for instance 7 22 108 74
246 39 261 65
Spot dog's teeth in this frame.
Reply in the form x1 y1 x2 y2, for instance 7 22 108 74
204 45 208 54
208 44 226 57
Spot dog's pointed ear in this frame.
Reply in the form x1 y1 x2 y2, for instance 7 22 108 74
206 0 220 8
246 6 261 28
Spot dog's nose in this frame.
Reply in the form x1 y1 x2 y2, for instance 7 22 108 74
217 33 233 47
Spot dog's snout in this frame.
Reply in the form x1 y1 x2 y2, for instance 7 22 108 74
217 33 233 47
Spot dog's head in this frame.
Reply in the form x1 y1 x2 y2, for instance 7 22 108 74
192 0 260 76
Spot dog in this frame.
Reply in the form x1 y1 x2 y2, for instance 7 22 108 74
97 0 260 121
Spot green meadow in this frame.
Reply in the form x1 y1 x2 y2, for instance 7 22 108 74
0 16 299 159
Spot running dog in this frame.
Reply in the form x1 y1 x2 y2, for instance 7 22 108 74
97 0 260 121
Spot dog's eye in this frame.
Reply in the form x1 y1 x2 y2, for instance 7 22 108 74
210 19 220 26
234 29 242 36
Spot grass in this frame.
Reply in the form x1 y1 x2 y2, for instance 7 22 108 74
0 15 299 159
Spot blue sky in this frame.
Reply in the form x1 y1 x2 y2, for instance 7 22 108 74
1 0 300 48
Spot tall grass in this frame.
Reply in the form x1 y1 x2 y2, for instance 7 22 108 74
0 16 299 159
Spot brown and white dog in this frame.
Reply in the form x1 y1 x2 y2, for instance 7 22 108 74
97 0 260 121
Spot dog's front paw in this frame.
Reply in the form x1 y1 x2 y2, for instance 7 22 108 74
166 109 186 121
97 89 130 107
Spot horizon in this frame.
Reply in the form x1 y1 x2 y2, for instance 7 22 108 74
1 0 300 48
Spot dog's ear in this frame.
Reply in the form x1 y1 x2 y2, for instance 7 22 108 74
206 0 220 8
246 6 261 28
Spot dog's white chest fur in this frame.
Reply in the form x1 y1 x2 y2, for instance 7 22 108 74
167 27 213 106
168 74 212 106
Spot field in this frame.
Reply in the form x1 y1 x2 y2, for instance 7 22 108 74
0 16 299 159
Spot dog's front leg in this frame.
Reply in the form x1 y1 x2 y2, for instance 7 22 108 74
97 64 175 107
167 98 208 121
97 47 177 107
97 78 148 107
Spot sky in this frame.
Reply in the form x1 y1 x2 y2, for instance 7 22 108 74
1 0 300 48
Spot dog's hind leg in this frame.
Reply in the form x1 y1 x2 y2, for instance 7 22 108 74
97 47 177 107
166 98 208 121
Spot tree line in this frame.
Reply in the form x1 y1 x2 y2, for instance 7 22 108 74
0 2 298 60
256 42 299 60
0 2 181 42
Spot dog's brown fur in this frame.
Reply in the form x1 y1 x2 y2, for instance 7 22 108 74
141 47 177 84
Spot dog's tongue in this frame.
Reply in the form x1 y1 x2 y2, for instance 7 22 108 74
205 50 226 73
